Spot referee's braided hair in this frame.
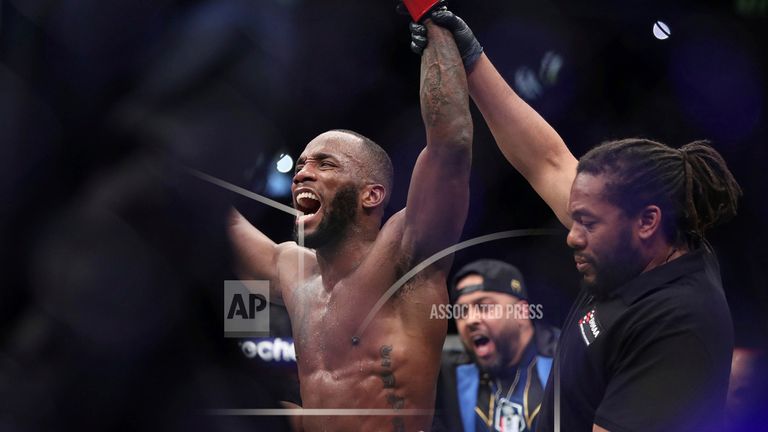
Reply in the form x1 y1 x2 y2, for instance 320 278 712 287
577 138 742 246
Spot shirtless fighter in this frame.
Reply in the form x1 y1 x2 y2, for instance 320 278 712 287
228 21 472 432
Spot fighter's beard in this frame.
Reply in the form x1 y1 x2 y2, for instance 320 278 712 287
294 185 358 250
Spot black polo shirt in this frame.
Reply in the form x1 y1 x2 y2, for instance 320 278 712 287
537 249 733 432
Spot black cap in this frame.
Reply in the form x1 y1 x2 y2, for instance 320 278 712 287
450 259 528 304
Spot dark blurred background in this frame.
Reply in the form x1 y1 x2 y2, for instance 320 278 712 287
1 0 766 430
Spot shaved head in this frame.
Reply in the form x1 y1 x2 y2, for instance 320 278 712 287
330 129 394 207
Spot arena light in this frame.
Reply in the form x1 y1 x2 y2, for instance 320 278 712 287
266 171 291 197
653 20 671 40
513 50 563 101
276 154 293 173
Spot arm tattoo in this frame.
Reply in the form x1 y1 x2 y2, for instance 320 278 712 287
419 22 468 130
421 60 446 127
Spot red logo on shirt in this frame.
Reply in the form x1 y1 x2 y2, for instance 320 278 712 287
578 308 602 346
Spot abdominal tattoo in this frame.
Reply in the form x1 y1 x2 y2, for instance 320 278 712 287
379 345 405 432
380 345 405 432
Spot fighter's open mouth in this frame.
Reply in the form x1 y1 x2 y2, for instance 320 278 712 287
296 191 321 215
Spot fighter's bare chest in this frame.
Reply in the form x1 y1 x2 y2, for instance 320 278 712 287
286 278 373 357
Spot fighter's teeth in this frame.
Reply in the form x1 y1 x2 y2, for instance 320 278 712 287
297 192 319 201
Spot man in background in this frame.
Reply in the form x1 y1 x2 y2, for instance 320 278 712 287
434 259 558 432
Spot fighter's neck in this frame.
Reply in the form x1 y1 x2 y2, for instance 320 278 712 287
314 232 377 289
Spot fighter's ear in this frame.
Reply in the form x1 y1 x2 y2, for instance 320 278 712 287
361 184 386 210
636 205 662 240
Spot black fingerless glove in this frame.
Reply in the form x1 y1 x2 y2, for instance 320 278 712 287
404 7 484 70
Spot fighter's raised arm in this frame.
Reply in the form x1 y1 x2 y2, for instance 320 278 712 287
227 208 299 303
402 19 472 262
408 9 577 228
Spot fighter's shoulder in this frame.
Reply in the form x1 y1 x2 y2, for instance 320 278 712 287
274 242 318 274
384 209 407 227
379 209 407 238
274 240 314 258
372 210 412 256
375 210 448 278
